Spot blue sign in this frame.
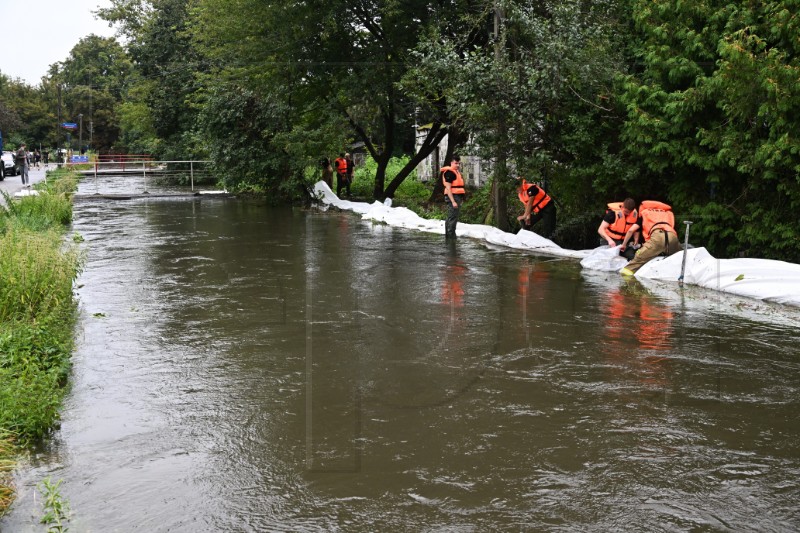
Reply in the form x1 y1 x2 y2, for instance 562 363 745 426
71 155 89 163
62 122 78 130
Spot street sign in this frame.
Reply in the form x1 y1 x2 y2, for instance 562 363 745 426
71 155 89 163
62 122 78 130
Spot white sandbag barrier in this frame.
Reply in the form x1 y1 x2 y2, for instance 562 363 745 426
314 181 800 308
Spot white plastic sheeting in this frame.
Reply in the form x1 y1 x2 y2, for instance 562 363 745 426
313 181 800 308
579 245 800 307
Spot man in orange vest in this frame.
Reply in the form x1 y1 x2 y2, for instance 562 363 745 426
333 153 350 197
516 177 556 239
620 200 682 275
441 155 465 239
598 198 640 260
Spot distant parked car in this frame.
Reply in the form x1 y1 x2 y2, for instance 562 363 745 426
1 151 16 178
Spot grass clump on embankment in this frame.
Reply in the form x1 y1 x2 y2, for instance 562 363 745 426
0 168 81 516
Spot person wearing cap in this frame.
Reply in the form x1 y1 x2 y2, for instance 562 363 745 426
441 155 465 239
516 177 556 239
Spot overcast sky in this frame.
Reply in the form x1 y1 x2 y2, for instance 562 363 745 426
1 0 118 85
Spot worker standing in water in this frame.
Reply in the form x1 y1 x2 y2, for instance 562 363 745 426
442 155 465 239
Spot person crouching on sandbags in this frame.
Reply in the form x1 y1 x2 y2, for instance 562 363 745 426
620 200 682 275
516 177 556 239
598 198 640 261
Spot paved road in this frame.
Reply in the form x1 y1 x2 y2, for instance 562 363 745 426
0 165 50 206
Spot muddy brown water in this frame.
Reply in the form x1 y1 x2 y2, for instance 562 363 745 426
2 197 800 532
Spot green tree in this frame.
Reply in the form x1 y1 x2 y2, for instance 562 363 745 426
99 0 208 158
0 73 55 151
406 0 628 232
0 74 24 138
192 0 464 199
620 0 800 261
46 35 131 153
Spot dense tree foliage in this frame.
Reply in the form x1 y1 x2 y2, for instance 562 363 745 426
189 0 472 199
0 35 130 154
618 0 800 261
50 36 132 152
0 73 53 150
1 0 797 260
99 0 208 158
404 0 628 230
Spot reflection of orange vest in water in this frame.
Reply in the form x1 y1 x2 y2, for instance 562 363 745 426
442 264 465 307
634 295 674 354
518 180 552 213
517 265 549 300
640 201 676 241
605 202 638 239
440 166 465 195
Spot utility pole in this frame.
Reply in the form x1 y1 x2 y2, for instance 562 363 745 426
57 84 63 167
78 114 83 153
492 4 510 231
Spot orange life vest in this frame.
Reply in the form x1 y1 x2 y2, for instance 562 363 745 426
517 179 552 213
639 200 676 240
605 202 638 239
440 166 465 195
334 157 347 174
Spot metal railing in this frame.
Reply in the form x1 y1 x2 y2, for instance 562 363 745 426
77 160 217 196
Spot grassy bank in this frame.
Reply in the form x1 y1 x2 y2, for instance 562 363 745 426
0 169 81 516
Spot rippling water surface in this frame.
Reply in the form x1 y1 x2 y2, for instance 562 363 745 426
3 196 800 532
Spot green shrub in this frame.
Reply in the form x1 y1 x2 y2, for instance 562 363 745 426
459 182 493 225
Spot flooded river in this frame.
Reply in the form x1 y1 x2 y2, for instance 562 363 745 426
3 196 800 531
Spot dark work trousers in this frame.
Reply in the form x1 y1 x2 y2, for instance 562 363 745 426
605 238 637 261
336 173 350 197
18 163 29 185
523 202 556 239
445 194 464 238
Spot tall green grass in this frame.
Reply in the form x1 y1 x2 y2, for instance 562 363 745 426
0 171 81 516
0 431 14 513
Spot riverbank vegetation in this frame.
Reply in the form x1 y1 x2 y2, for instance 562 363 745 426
1 1 798 261
0 169 81 515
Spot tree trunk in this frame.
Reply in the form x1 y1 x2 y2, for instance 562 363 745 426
492 5 510 232
492 136 511 232
383 124 447 199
